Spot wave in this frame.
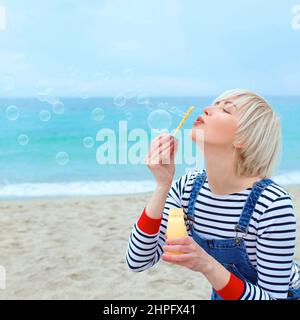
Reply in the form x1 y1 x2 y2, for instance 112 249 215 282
0 180 156 199
273 171 300 186
0 171 299 199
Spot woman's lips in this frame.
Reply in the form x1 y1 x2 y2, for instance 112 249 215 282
194 115 205 126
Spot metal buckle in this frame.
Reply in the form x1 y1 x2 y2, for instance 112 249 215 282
187 216 194 228
234 226 248 239
288 291 294 297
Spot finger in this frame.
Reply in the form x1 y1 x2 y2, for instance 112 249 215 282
150 137 173 158
162 244 192 254
150 134 174 155
162 139 178 159
166 236 192 246
149 140 174 161
162 252 194 263
173 140 179 154
151 133 172 148
158 145 175 165
155 141 174 160
146 135 175 165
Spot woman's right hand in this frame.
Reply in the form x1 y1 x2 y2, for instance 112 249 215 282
144 133 179 188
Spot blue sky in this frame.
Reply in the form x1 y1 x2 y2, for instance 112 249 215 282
0 0 300 97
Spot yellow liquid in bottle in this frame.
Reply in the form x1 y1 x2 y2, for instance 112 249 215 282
166 208 187 255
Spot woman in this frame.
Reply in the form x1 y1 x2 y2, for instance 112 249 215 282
125 89 300 300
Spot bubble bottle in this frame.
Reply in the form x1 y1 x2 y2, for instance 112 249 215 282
166 208 187 254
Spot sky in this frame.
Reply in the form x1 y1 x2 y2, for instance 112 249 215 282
0 0 300 97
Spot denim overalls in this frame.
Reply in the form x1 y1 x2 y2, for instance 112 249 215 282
186 169 300 300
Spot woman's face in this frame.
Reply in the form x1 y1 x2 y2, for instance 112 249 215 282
190 98 239 148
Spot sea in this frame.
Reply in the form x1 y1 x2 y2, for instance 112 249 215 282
0 96 299 200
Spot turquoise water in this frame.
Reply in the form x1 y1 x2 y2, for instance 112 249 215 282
0 96 299 199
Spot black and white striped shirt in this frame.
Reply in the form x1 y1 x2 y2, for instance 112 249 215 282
126 170 299 300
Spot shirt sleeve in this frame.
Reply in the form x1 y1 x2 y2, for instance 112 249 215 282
239 194 296 300
125 171 193 272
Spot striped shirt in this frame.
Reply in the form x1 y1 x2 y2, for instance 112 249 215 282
126 169 299 300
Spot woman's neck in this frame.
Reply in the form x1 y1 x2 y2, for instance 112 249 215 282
204 145 261 196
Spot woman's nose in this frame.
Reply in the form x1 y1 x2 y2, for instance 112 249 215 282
203 106 212 116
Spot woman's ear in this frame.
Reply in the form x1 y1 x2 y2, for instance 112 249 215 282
233 143 246 149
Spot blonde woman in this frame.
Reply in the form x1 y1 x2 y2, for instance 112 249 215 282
125 89 300 300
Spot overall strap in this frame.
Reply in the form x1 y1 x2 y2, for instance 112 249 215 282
187 169 207 228
235 178 277 235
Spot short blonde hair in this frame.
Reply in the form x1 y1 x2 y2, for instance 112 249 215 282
213 89 282 179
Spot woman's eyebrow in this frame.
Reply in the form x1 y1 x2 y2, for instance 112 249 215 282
213 99 237 111
224 100 237 110
224 100 237 107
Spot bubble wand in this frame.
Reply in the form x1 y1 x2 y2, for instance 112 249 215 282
173 106 195 138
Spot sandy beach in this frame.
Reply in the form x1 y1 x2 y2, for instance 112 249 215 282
0 186 299 300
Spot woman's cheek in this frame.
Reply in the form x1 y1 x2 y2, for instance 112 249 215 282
206 121 235 145
216 122 236 144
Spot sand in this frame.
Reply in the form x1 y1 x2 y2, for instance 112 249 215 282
0 186 299 300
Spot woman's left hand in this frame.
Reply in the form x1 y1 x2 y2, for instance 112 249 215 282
162 236 215 275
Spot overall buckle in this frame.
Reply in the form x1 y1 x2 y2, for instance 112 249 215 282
234 226 248 239
187 216 194 228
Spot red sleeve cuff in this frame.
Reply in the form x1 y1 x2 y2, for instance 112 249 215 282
137 208 162 235
215 272 245 300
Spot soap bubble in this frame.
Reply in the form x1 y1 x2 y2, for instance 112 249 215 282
93 70 110 82
39 110 51 122
123 90 136 99
144 101 154 111
45 95 60 105
125 111 133 121
147 109 172 133
169 105 185 117
37 87 54 102
78 87 90 100
157 102 169 110
83 136 94 148
5 105 19 121
122 68 134 80
66 79 77 89
91 107 105 121
66 66 80 78
52 101 64 114
113 94 126 107
35 80 49 91
137 94 149 105
1 75 15 92
56 152 69 166
18 134 29 146
35 81 53 101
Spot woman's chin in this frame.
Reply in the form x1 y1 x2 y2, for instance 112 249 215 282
190 126 204 143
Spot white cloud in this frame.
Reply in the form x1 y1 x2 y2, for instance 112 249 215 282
291 5 300 30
